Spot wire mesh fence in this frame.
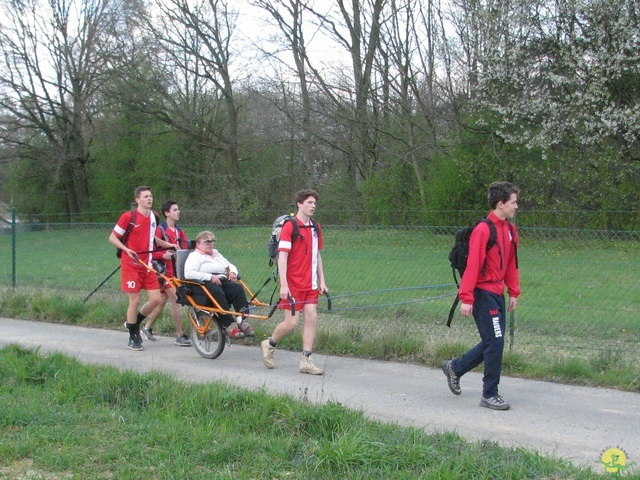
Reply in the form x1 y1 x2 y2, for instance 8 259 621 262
1 210 639 372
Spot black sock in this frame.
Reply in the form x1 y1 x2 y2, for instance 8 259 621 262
302 351 312 357
136 312 146 325
125 322 139 337
269 338 277 348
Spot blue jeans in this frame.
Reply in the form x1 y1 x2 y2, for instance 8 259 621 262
451 288 506 398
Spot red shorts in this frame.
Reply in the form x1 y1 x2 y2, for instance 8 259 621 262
279 289 318 312
121 264 160 293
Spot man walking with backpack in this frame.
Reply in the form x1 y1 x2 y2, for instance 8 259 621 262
109 186 179 351
261 189 328 375
140 201 192 346
441 181 520 410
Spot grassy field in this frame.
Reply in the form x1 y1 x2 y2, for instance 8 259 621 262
0 345 602 480
0 224 639 391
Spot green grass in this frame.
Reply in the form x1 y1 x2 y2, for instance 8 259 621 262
0 345 601 480
1 224 639 391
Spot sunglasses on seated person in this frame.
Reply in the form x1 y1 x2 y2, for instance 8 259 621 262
199 239 216 245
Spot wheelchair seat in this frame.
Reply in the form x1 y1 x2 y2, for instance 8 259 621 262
175 249 192 280
174 248 209 306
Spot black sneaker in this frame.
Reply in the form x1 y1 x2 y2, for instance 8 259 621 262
175 334 192 346
128 336 144 351
441 360 461 395
480 395 510 410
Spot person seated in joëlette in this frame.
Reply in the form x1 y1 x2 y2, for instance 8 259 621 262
183 230 254 338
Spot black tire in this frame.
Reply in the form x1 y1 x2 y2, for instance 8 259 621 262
188 307 225 359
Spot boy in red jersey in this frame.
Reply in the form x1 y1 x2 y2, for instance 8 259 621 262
261 189 328 375
441 182 520 410
141 201 192 346
109 186 178 351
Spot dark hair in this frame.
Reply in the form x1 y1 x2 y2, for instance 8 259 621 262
487 182 519 209
294 189 319 205
161 200 177 217
134 186 151 198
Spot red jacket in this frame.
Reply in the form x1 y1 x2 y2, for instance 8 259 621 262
458 211 520 305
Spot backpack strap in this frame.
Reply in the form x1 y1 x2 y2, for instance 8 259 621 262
121 209 137 247
446 296 459 328
290 216 319 241
289 216 301 242
116 209 137 258
484 219 497 249
175 226 189 249
159 220 168 241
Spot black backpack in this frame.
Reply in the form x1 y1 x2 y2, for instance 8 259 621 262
267 214 319 266
446 218 516 327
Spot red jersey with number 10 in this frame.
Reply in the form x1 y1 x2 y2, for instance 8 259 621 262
113 210 159 267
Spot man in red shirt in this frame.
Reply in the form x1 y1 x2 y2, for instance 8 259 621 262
109 186 178 351
261 189 328 375
442 182 521 410
141 201 192 346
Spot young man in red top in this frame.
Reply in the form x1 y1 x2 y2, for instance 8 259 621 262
140 200 192 346
109 186 178 351
261 189 329 375
442 182 521 410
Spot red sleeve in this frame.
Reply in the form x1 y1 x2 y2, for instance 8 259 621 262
278 219 295 252
113 211 132 238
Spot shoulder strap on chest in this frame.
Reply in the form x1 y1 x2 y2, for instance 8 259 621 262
117 210 137 253
291 217 319 240
482 218 497 249
289 216 300 240
123 209 137 239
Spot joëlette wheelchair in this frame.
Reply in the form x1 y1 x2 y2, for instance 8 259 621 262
144 249 289 359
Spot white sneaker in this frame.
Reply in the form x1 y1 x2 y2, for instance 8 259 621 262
261 339 275 369
300 356 324 375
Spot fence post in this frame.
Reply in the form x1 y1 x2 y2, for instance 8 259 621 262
11 207 16 289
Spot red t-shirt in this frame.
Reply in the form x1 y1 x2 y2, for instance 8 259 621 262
278 217 323 291
113 210 159 267
157 224 188 277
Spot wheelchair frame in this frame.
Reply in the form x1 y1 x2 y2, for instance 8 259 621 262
141 249 283 359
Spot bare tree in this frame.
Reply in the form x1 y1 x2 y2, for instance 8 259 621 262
146 0 242 186
252 0 320 186
374 0 451 209
298 0 387 183
0 0 128 213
